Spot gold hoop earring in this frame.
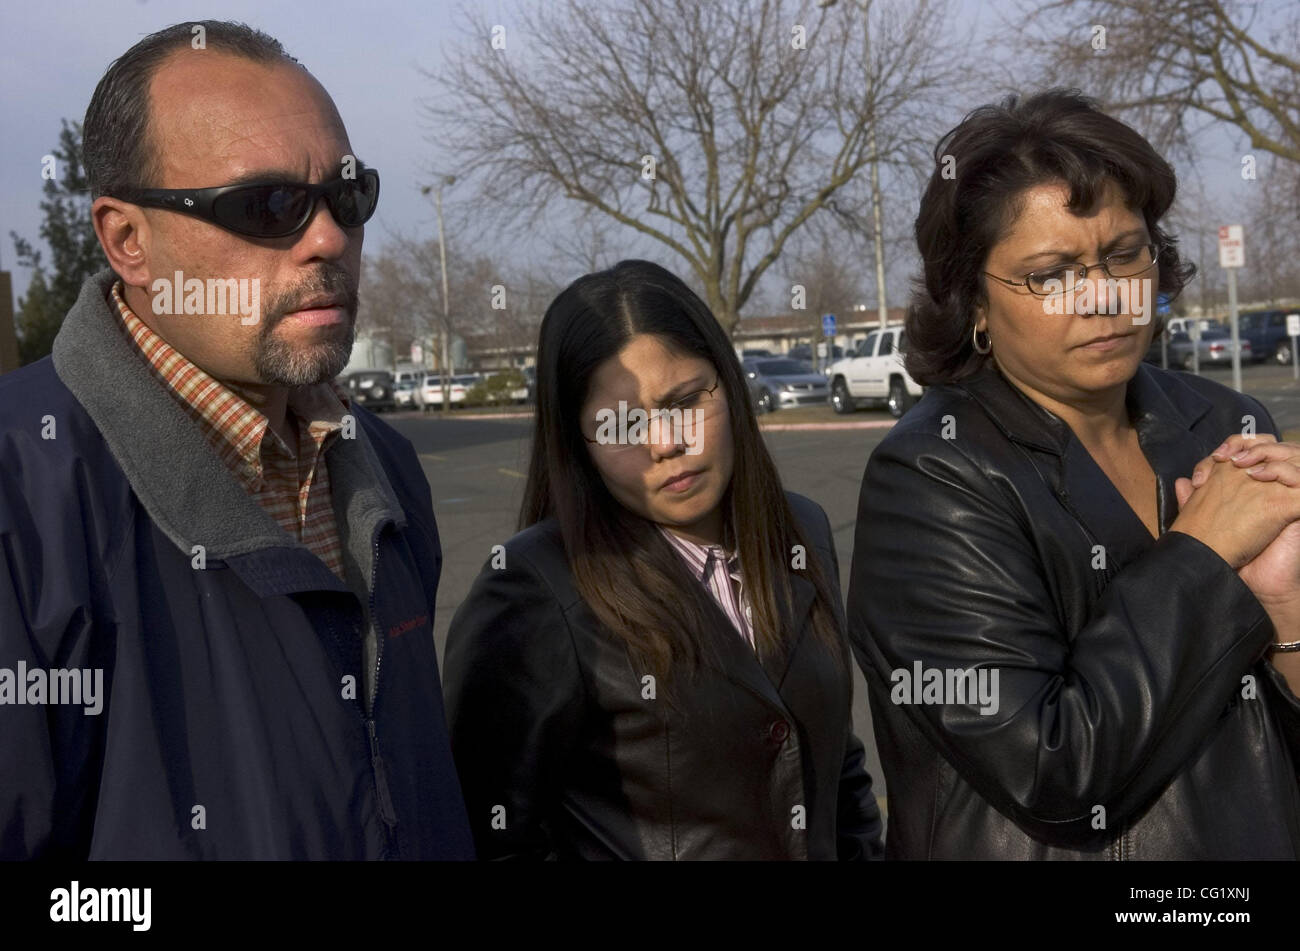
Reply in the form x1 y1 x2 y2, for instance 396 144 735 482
972 325 991 355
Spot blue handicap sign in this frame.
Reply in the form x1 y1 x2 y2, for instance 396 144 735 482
822 313 836 337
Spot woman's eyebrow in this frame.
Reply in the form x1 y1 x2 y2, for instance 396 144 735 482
1099 228 1149 251
1018 248 1078 264
1016 228 1149 265
653 374 708 405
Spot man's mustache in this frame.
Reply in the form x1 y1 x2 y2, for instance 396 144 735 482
262 269 360 330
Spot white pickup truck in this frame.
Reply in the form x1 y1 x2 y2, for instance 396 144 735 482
826 323 924 418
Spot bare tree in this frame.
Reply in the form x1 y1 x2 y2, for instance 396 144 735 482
357 250 421 370
458 258 552 370
1237 156 1300 303
426 0 965 335
1162 176 1230 317
1019 0 1300 165
548 210 635 278
784 221 869 347
366 235 555 376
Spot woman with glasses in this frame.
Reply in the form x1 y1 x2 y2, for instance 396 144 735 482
847 89 1300 859
443 259 884 860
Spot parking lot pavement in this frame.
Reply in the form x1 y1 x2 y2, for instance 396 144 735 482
1230 360 1300 434
385 359 1300 815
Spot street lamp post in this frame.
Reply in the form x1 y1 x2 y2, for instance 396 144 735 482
821 0 889 331
422 176 456 414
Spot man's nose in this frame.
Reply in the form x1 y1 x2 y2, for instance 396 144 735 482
294 197 351 261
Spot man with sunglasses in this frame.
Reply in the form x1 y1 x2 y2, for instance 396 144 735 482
0 21 474 859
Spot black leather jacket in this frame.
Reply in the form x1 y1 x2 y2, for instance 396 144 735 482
848 363 1300 859
444 492 884 859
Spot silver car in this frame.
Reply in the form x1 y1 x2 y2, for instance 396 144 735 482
742 358 829 413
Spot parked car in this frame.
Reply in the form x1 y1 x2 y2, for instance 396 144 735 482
418 373 480 410
741 358 829 413
739 348 774 358
417 375 440 409
394 378 419 408
1146 320 1229 366
1164 316 1223 337
826 324 923 418
1237 309 1293 364
787 343 846 366
340 370 396 412
1148 329 1252 370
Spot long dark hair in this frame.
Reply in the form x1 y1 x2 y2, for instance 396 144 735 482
906 88 1197 385
521 259 844 683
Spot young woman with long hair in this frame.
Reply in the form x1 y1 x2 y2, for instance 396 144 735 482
443 259 883 860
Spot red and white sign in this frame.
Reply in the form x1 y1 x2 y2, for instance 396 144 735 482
1218 225 1245 268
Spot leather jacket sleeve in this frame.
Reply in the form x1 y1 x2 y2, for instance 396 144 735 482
1262 662 1300 777
815 504 886 860
1246 394 1300 782
847 429 1277 844
443 548 585 860
836 728 885 860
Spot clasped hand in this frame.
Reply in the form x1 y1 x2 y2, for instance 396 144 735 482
1174 433 1300 641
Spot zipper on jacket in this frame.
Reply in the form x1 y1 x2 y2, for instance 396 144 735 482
365 528 384 719
366 717 400 830
362 528 399 852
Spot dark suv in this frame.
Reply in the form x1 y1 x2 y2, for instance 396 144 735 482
1237 310 1292 364
341 370 397 412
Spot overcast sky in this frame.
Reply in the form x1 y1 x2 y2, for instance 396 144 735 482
2 0 500 299
1 0 1262 307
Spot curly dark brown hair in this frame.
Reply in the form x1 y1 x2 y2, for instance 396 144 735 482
906 88 1196 385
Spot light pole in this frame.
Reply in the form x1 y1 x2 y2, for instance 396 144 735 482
422 175 456 414
868 124 888 331
821 0 889 330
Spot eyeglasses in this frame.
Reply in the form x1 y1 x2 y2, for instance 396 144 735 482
584 376 725 453
116 168 381 238
985 242 1160 297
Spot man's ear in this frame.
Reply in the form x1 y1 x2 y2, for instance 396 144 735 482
92 196 153 288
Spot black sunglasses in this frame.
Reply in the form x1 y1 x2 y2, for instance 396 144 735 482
117 167 381 238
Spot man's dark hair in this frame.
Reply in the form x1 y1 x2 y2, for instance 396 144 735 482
905 88 1197 386
83 20 299 199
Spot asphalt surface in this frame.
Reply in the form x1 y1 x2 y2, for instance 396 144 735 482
386 358 1300 814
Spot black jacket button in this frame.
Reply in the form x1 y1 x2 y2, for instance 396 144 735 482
769 720 791 743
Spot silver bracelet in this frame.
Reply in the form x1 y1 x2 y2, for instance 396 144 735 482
1269 640 1300 653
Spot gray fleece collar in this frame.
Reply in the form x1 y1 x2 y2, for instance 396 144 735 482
51 268 405 563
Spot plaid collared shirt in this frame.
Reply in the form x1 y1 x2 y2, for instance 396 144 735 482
659 524 754 647
109 280 349 580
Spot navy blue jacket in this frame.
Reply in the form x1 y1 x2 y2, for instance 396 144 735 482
0 269 474 859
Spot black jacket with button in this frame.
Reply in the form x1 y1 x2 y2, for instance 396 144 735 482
847 362 1300 859
443 491 884 860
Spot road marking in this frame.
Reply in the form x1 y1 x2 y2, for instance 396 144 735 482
497 467 526 479
419 453 446 462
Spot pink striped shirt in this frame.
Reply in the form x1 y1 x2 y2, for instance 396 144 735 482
659 525 755 648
